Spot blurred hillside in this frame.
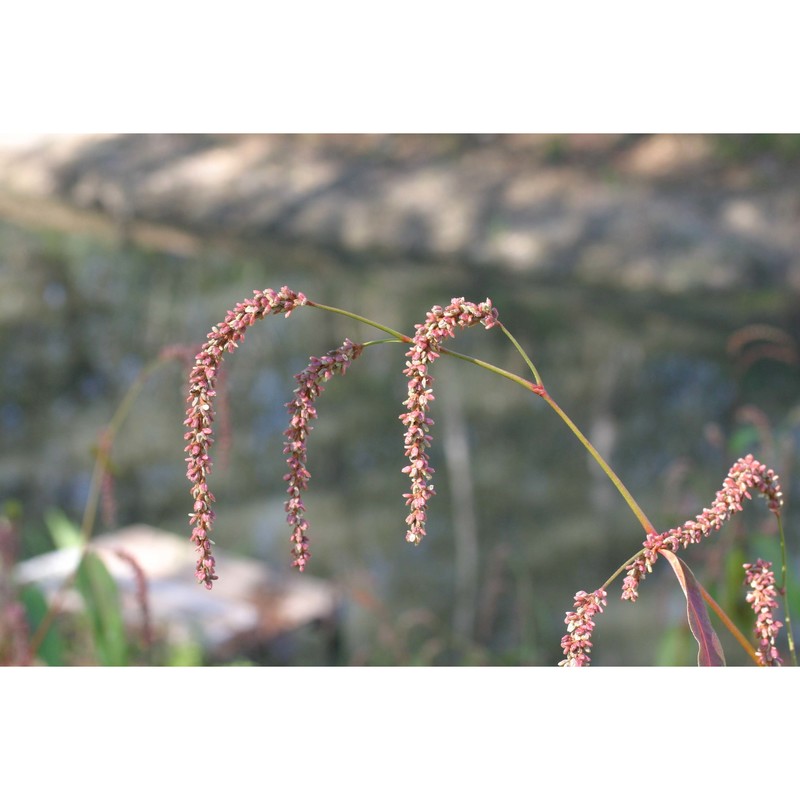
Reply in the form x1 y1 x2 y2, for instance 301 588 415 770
1 133 799 292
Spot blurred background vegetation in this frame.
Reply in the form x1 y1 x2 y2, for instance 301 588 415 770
1 133 799 665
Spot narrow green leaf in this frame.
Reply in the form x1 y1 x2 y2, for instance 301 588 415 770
74 551 129 666
661 550 726 666
19 584 66 666
43 508 83 550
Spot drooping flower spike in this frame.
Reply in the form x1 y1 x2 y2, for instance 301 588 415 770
184 286 308 588
283 339 364 571
558 589 608 667
744 559 783 666
400 298 499 546
621 454 782 602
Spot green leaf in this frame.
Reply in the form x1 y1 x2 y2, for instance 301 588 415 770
661 550 726 666
43 508 83 550
74 551 129 666
19 584 66 666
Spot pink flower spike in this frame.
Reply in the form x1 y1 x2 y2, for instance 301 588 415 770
621 455 783 603
184 287 308 588
283 339 364 570
558 589 608 666
743 559 783 666
400 298 499 546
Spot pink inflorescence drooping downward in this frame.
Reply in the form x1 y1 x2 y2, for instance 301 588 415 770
184 286 308 589
743 559 783 666
621 454 783 602
558 589 608 667
283 339 364 571
400 298 499 546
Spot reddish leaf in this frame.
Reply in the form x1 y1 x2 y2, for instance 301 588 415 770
661 550 726 666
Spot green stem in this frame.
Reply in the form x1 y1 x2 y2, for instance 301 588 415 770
776 515 797 666
305 301 411 342
497 321 543 386
601 548 646 591
79 359 163 544
495 320 651 533
438 347 542 393
540 389 656 535
698 583 762 666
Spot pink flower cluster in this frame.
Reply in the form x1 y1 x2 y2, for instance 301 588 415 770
558 589 608 667
743 559 783 666
621 455 783 601
184 286 308 589
284 339 364 571
400 298 499 545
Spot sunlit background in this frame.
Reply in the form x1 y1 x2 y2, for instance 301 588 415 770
1 133 799 665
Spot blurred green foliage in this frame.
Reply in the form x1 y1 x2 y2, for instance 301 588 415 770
712 134 800 164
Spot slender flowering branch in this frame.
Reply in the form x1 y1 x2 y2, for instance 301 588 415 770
558 589 608 666
621 454 783 601
744 559 783 666
400 298 499 545
561 455 784 666
284 339 364 571
184 286 308 588
181 291 795 669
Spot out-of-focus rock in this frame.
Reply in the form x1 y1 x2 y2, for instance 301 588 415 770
14 524 339 661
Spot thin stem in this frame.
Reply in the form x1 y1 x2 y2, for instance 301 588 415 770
79 359 162 543
439 347 542 394
305 301 412 343
776 515 797 665
497 321 543 386
698 583 762 666
601 548 646 591
28 356 174 658
540 389 657 535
